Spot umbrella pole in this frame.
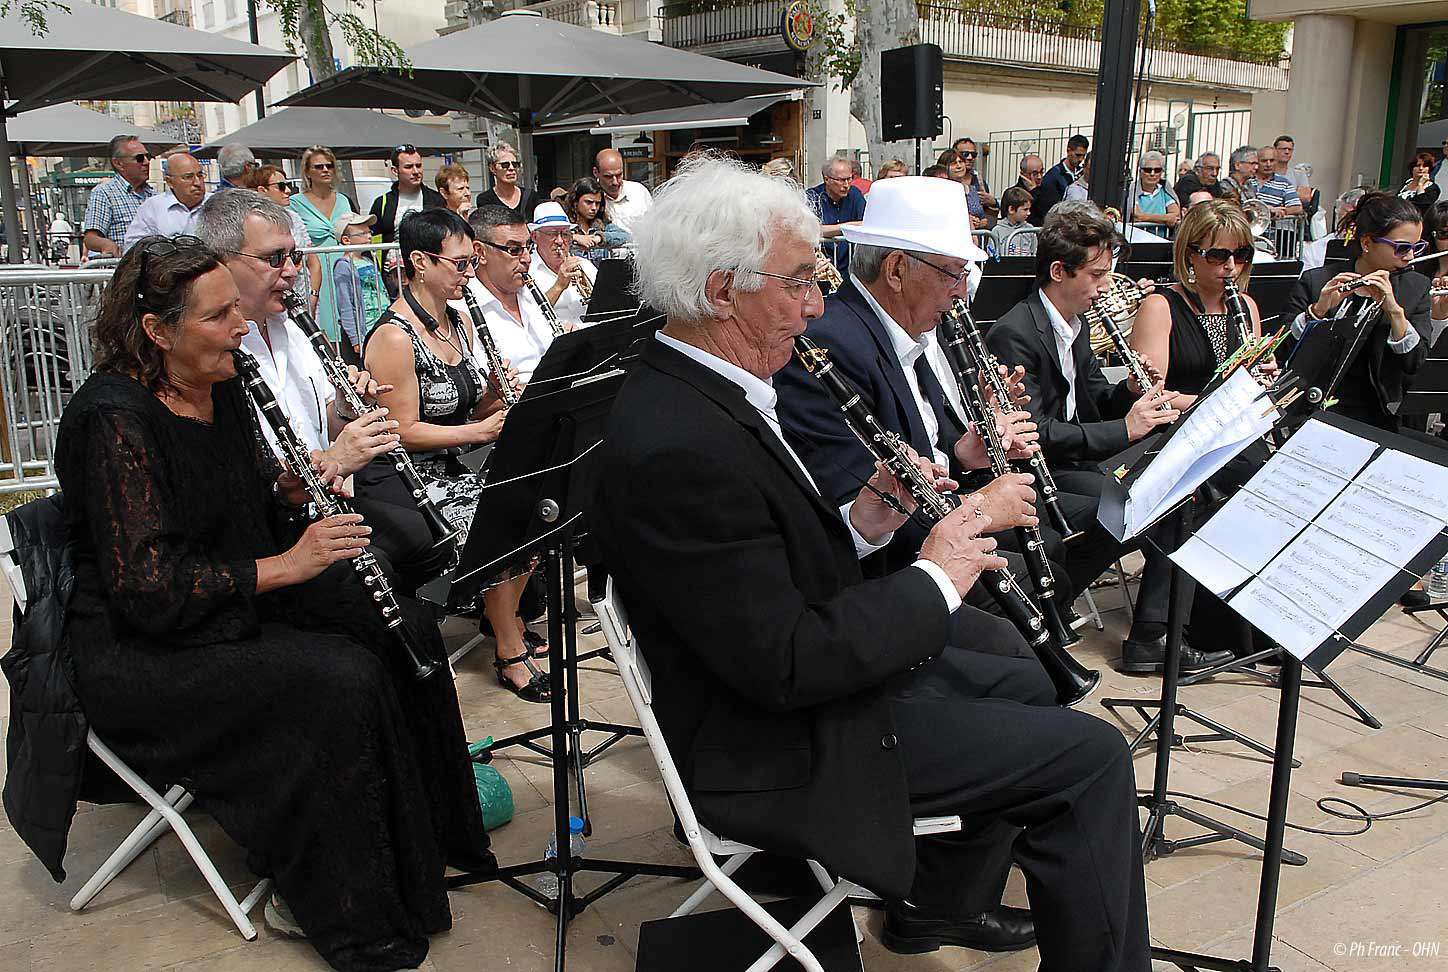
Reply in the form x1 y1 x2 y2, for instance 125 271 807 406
0 106 26 264
14 153 42 262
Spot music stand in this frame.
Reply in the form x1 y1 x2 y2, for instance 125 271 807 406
435 366 698 972
973 256 1036 327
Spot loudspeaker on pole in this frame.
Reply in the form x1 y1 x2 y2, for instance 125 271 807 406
880 44 944 143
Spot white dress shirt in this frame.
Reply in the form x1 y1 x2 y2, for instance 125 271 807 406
240 312 335 456
527 254 598 330
653 331 961 613
122 191 202 251
454 278 557 384
1039 290 1082 420
604 181 652 237
852 274 947 466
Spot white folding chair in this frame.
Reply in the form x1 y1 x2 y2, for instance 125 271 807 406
592 579 960 972
0 513 271 941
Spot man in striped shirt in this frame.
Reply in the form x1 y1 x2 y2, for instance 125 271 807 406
82 134 156 258
1250 144 1303 219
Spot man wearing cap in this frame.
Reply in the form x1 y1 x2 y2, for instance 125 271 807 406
122 152 208 252
527 202 597 330
369 145 446 246
331 211 387 363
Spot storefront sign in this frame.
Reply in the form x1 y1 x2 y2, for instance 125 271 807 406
780 0 815 53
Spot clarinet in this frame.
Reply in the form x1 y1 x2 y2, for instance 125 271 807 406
520 271 567 338
1082 273 1165 409
794 337 1096 707
279 292 458 552
461 287 520 407
233 348 441 681
1222 278 1255 353
937 309 1084 655
948 297 1080 542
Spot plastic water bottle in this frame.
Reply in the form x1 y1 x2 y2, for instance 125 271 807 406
535 815 586 900
1428 556 1448 599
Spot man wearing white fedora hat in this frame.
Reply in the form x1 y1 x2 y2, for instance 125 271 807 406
527 201 597 330
776 177 1110 619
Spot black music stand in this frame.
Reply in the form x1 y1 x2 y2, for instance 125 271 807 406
432 364 698 972
973 256 1036 326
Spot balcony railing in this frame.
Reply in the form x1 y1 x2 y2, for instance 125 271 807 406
519 0 621 31
158 8 192 27
659 0 779 48
917 3 1287 91
657 1 1288 91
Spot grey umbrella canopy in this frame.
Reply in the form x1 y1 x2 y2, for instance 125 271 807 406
278 9 809 178
6 103 179 158
196 107 478 161
0 3 294 260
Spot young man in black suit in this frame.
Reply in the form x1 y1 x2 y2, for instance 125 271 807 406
984 200 1235 675
590 155 1149 970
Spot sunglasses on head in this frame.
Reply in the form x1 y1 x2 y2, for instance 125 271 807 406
1190 243 1256 266
1370 236 1429 258
135 234 208 310
231 247 305 269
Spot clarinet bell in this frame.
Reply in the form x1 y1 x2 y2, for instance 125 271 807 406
421 503 461 549
1041 643 1101 708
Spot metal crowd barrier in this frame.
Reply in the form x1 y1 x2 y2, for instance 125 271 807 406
1001 225 1040 257
302 242 403 360
1 267 113 494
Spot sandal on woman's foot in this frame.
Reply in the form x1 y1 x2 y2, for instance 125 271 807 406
522 628 550 658
494 651 551 703
265 892 305 938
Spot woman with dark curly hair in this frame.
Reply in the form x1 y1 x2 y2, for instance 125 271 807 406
55 236 494 972
564 176 631 262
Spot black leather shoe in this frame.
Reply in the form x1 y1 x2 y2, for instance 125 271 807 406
1116 635 1234 674
881 904 1035 954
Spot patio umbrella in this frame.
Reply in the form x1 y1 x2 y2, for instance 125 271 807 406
195 106 478 161
5 103 180 254
0 4 294 261
278 9 810 181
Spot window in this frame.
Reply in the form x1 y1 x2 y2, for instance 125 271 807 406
224 0 237 22
199 0 213 28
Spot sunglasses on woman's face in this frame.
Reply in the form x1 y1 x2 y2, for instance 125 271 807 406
1190 244 1255 266
1370 236 1429 258
1141 167 1163 174
267 181 295 194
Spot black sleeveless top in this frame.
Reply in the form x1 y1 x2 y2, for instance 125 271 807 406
368 307 483 426
1161 287 1245 395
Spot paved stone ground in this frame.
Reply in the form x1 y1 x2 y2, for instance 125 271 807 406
2 560 1445 972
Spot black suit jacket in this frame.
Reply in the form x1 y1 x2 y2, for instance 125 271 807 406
985 290 1137 465
368 184 447 244
1281 264 1430 423
774 280 969 571
589 337 949 899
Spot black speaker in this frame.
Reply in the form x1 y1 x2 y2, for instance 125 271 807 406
880 44 943 142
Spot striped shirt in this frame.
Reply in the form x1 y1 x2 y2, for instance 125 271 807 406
82 174 155 251
1250 172 1298 210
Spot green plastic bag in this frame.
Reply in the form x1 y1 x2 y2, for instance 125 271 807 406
468 738 515 830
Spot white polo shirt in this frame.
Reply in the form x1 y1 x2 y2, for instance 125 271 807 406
453 277 558 384
604 180 652 237
240 312 335 456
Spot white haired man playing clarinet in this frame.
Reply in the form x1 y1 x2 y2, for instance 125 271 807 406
588 154 1150 970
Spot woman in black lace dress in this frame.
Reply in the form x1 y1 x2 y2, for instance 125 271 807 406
55 238 494 972
360 211 548 702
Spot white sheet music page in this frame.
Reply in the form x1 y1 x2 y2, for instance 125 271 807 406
1123 369 1278 537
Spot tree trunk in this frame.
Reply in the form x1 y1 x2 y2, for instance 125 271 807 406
849 0 921 173
299 0 337 82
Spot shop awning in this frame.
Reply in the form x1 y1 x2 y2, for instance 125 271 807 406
588 93 801 136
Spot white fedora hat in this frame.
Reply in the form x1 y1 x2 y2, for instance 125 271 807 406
841 176 988 262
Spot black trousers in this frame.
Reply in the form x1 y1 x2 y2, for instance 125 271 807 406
352 459 457 595
890 648 1150 972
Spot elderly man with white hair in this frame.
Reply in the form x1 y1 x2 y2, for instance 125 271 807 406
588 155 1149 971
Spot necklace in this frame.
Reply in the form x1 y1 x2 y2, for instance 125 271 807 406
402 286 466 361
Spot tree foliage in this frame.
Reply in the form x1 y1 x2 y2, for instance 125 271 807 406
1 0 408 73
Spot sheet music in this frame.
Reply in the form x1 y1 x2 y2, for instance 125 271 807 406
1255 524 1403 631
1171 536 1254 598
1194 491 1311 574
1229 577 1336 660
1356 450 1448 519
1240 451 1352 523
1316 483 1448 569
1123 369 1277 537
1276 419 1378 480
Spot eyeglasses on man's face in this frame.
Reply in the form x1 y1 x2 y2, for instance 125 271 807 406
232 247 305 269
905 251 971 287
747 267 823 300
483 238 535 259
494 159 520 170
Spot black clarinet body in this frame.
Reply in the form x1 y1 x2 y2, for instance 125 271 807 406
279 292 458 553
233 348 441 681
461 287 521 407
937 310 1087 660
791 337 1078 670
948 298 1080 542
520 272 567 338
